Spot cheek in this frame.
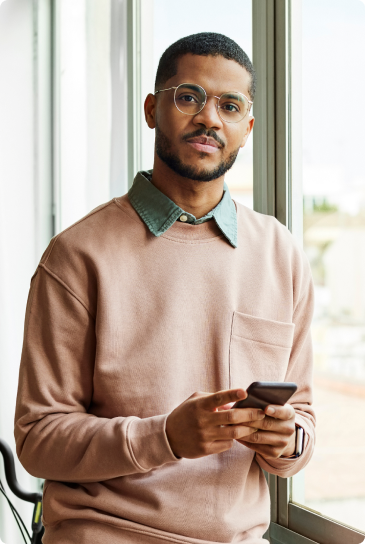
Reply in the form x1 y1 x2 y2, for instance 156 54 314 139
157 103 188 131
223 129 245 153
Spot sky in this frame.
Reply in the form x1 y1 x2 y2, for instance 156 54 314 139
301 0 365 210
153 0 252 72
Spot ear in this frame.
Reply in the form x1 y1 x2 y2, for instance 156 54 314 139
144 93 157 129
240 116 255 149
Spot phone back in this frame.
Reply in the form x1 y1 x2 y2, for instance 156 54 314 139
233 381 297 409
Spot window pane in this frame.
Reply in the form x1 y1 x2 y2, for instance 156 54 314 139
292 0 365 532
140 0 253 209
55 0 129 232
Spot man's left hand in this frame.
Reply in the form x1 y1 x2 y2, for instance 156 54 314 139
237 404 296 459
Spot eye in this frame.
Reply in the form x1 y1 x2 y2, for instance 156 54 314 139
219 93 247 117
177 93 200 103
221 102 240 113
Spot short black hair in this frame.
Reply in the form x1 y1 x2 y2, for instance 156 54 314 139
155 32 256 101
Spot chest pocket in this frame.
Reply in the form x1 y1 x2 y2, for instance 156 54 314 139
229 311 295 390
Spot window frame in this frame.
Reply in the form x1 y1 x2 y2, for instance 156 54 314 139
127 0 142 187
252 1 365 543
34 0 54 246
110 0 130 197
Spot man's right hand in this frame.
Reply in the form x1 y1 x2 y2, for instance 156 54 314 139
165 389 265 459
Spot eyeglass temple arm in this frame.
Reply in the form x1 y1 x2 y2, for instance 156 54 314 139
154 87 177 94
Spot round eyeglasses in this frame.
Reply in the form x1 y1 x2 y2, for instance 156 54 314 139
155 83 253 124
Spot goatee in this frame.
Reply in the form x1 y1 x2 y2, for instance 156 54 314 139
155 124 240 182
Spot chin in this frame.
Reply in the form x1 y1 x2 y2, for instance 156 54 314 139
156 136 239 182
183 151 222 166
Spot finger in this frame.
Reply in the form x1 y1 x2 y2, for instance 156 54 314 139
265 403 295 421
242 415 291 432
239 430 288 448
189 391 211 400
210 425 258 442
200 389 247 411
209 407 265 426
209 440 235 455
217 402 235 411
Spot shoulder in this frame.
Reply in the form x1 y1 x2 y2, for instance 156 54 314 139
236 202 303 254
41 196 142 265
35 196 144 312
236 201 289 239
235 202 312 301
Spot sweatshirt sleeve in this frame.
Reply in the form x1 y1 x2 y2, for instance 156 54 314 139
255 252 316 478
14 265 179 483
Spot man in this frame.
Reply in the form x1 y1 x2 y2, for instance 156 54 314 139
15 33 315 544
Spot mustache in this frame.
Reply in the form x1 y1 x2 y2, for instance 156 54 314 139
181 128 226 148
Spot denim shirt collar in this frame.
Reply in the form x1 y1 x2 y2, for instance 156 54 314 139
128 170 237 248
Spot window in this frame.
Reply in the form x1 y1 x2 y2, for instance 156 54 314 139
252 1 365 542
53 0 129 233
291 0 365 535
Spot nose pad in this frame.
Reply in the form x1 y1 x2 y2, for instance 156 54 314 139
195 96 223 127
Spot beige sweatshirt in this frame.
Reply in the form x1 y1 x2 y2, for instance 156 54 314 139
15 195 315 544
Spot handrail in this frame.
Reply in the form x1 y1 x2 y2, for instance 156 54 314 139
0 439 42 504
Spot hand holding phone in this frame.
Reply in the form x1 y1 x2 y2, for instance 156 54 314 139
232 382 299 459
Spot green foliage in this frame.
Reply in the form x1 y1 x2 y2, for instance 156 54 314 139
313 200 338 213
303 197 338 213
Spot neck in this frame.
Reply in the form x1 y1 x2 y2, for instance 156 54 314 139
150 155 225 219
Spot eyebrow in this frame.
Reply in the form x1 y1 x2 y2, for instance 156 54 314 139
222 93 245 102
179 84 202 91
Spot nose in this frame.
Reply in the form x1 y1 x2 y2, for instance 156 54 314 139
193 96 223 130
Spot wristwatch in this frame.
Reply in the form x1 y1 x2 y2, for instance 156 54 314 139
283 425 305 459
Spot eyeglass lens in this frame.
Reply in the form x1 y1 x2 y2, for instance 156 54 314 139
174 84 249 123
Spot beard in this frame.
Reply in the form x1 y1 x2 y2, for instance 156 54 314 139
155 123 240 182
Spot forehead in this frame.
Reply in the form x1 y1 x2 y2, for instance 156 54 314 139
166 53 251 97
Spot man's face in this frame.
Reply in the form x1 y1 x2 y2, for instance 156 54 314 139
149 54 254 182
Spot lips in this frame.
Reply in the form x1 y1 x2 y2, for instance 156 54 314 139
186 136 221 154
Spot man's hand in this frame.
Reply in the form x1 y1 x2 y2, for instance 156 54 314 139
237 404 296 459
165 389 265 459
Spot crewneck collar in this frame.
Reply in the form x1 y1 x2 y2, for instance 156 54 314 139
128 170 237 248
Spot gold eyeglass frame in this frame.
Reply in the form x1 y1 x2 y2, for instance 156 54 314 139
155 82 253 123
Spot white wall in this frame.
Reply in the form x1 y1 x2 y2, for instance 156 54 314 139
0 0 40 542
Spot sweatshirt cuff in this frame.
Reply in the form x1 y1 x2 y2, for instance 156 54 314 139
127 414 180 472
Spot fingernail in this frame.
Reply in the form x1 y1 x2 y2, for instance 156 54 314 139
266 407 275 415
236 389 246 399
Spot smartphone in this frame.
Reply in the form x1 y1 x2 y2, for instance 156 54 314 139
232 381 297 410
